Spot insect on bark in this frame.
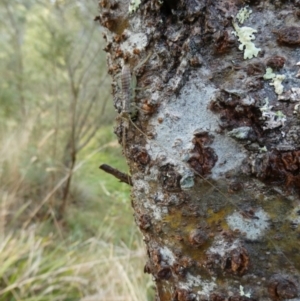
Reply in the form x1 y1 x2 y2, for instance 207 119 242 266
120 64 133 148
119 53 152 149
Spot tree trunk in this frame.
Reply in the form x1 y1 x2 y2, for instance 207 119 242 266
97 1 300 300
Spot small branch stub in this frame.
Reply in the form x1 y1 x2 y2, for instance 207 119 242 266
99 164 132 186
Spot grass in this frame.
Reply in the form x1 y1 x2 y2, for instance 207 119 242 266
0 121 154 301
0 0 152 298
0 228 152 301
65 125 137 244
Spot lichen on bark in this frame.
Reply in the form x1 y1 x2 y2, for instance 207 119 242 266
97 0 300 300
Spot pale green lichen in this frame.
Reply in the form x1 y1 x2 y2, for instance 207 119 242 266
263 68 285 95
294 103 300 116
260 98 286 130
288 205 300 226
260 97 270 113
180 175 194 190
270 75 285 95
179 168 194 190
228 126 252 140
263 67 275 80
259 146 267 153
232 22 261 59
236 6 252 24
129 0 141 13
274 110 285 119
240 285 251 298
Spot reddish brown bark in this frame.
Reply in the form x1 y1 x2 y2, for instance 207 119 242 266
97 1 300 300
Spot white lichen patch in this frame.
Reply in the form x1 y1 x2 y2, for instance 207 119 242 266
228 126 253 140
232 22 261 59
154 205 168 220
142 201 168 220
226 208 270 241
129 0 141 14
241 95 255 106
296 61 300 78
290 86 300 116
120 31 148 53
240 285 251 298
207 236 241 257
160 246 176 265
167 194 183 206
178 273 217 297
260 98 286 130
236 6 252 24
294 103 300 116
259 146 267 152
132 172 169 220
133 178 150 194
146 70 247 180
278 87 300 102
287 205 300 227
263 67 285 95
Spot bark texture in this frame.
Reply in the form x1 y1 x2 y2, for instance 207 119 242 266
97 0 300 300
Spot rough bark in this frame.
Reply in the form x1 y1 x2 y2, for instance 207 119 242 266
97 0 300 300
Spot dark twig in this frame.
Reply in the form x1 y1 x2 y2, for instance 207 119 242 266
99 164 133 186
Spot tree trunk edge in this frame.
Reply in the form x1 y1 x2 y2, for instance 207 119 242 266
97 1 300 300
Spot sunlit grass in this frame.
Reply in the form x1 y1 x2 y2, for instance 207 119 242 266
0 121 153 301
67 126 135 243
0 228 152 301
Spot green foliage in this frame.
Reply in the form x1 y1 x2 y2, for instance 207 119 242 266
0 121 153 301
0 0 152 300
66 126 134 243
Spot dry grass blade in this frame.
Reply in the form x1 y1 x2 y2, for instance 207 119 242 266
0 229 151 301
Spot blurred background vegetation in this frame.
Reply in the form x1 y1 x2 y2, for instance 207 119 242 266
0 0 152 300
